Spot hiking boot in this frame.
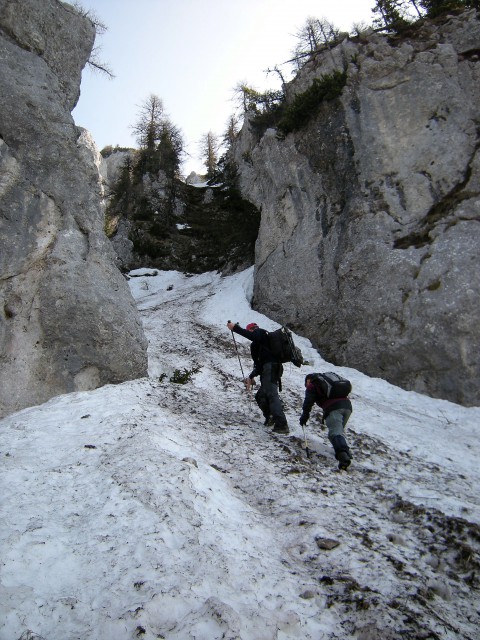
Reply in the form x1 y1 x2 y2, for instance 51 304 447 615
337 450 351 470
263 415 275 427
272 424 289 435
331 435 352 470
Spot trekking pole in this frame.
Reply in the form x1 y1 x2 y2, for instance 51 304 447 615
229 321 253 410
301 423 311 458
229 321 245 379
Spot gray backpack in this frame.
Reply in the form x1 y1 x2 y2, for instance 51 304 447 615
310 372 351 398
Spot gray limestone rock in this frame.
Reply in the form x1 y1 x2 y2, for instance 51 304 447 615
98 147 136 270
233 10 480 406
0 0 147 417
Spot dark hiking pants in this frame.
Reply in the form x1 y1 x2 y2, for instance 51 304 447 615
255 362 288 429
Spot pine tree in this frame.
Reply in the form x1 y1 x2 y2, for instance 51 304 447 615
199 131 220 179
290 17 340 69
372 0 411 31
418 0 475 17
132 94 165 153
223 115 240 148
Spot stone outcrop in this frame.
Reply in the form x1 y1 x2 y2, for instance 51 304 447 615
101 147 260 275
99 148 136 270
233 10 480 406
0 0 148 418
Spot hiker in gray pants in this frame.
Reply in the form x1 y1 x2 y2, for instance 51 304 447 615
300 373 352 469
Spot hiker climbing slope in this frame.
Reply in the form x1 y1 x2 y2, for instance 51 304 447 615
300 372 353 470
227 321 289 435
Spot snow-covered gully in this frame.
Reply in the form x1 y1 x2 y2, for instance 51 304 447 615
1 268 479 640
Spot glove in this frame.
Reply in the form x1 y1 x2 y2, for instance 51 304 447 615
299 414 308 426
244 377 254 390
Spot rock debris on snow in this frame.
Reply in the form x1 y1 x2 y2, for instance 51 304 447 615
0 267 479 640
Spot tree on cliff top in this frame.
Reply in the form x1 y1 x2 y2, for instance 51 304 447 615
419 0 480 15
290 17 341 69
223 114 240 148
372 0 479 31
72 2 114 78
132 94 184 179
105 93 185 241
199 131 221 180
132 94 165 152
372 1 414 31
232 82 284 116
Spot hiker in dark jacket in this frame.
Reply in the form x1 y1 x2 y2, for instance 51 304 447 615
300 373 352 469
227 320 289 434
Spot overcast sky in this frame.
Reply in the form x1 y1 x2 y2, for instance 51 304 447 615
72 0 375 175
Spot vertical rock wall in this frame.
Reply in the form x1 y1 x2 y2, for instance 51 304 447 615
234 10 480 406
0 0 147 418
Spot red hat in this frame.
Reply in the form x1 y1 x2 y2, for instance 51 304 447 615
246 322 258 331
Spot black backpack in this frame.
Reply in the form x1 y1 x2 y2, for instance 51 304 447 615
310 372 351 399
267 326 303 368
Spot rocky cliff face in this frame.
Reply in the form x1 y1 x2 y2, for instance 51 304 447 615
0 0 148 418
101 150 260 276
233 10 480 406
